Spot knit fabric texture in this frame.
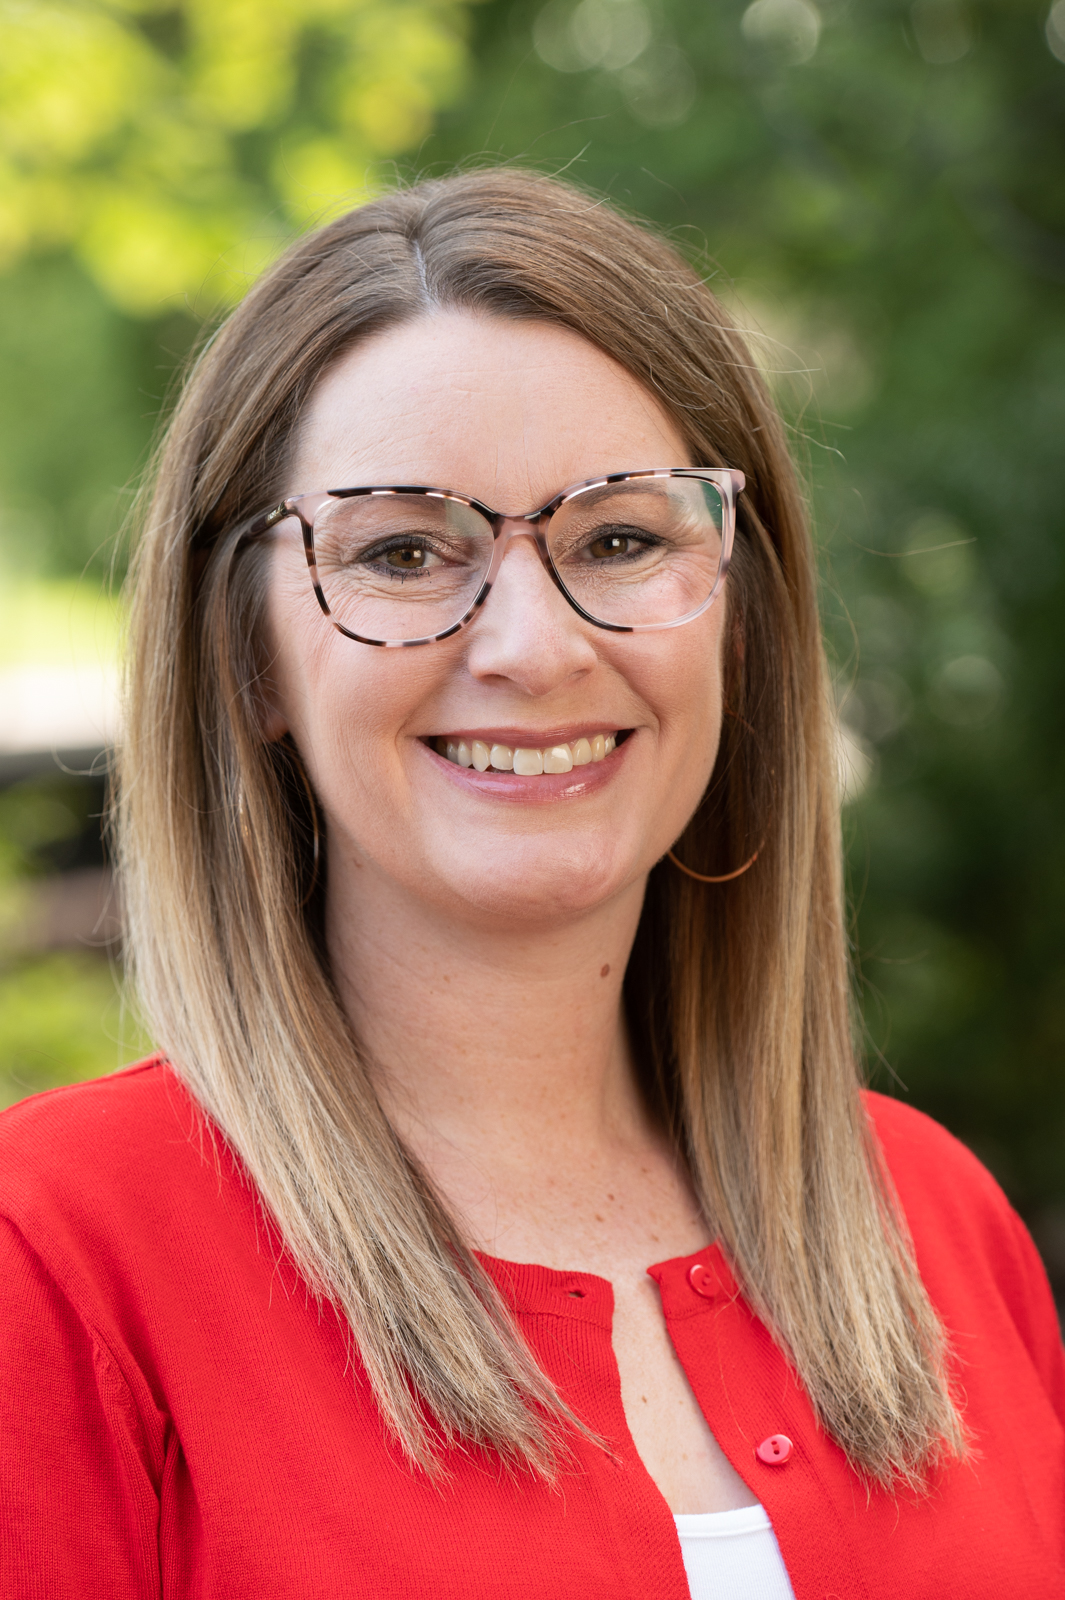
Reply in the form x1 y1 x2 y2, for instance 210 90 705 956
1 1061 1063 1598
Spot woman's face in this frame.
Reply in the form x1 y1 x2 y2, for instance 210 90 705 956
262 311 728 926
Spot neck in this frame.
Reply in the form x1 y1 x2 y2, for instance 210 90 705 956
325 848 652 1175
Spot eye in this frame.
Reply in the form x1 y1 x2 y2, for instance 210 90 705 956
382 544 430 570
356 536 447 574
588 532 634 559
575 523 657 563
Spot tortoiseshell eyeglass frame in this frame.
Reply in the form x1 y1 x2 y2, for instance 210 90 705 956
237 466 745 648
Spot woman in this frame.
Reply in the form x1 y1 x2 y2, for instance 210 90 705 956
1 169 1062 1599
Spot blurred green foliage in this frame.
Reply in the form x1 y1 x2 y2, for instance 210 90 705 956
0 260 162 577
0 0 476 312
0 0 1063 1257
0 774 98 876
0 774 150 1107
0 951 149 1111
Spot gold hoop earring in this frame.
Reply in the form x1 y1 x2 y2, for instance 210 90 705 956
666 704 768 883
667 846 759 884
288 747 321 906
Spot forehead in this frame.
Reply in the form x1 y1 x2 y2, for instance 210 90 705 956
287 310 691 510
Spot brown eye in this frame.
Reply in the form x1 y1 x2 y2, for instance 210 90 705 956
588 533 632 559
384 546 427 569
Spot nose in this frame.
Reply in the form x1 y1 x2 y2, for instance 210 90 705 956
463 522 598 695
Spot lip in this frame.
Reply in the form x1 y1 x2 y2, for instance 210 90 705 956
424 724 627 748
418 728 634 802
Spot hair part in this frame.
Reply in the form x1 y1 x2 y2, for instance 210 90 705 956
118 167 965 1485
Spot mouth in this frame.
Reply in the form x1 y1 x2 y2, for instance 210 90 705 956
428 729 631 776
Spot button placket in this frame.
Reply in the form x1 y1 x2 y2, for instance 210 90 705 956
652 1249 872 1598
683 1263 796 1471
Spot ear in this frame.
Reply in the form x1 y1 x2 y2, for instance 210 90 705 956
252 659 290 743
260 704 289 743
250 589 291 741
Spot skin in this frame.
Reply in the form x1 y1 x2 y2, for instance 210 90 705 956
261 310 757 1515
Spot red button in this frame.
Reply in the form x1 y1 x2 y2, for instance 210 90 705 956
756 1434 793 1465
687 1262 718 1297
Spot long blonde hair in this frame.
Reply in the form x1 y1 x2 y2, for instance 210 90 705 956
119 167 963 1485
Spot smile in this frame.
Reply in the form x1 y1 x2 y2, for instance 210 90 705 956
432 731 624 775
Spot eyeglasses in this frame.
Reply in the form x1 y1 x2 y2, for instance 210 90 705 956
242 467 744 648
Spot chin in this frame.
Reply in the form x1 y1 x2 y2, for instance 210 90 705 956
434 848 637 924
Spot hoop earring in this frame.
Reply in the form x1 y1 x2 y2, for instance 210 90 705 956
667 846 759 884
288 747 321 906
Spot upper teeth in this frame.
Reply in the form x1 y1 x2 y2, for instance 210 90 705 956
437 732 618 774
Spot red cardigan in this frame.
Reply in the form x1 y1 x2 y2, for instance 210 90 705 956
1 1060 1063 1598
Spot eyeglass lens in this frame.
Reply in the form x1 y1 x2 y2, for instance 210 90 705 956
310 475 725 641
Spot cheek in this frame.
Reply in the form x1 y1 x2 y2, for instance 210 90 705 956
264 540 410 747
667 671 725 825
267 629 448 855
290 651 423 799
261 570 332 744
644 619 727 850
262 551 398 782
628 609 726 771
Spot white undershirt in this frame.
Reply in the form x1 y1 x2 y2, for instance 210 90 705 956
673 1504 796 1600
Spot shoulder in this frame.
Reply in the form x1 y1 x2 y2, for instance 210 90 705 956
0 1057 211 1210
2 1055 188 1142
863 1090 1025 1270
863 1090 1008 1217
864 1091 1064 1399
0 1060 245 1324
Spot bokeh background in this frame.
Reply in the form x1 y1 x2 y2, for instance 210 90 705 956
1 0 1063 1286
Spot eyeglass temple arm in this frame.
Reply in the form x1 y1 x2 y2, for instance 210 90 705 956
238 503 290 543
699 468 745 498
